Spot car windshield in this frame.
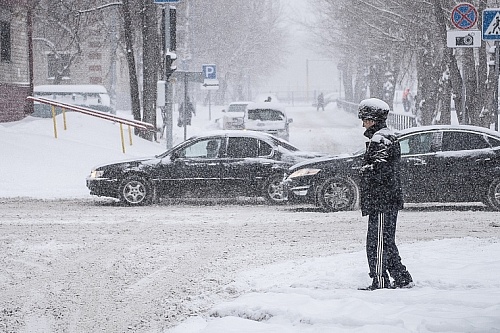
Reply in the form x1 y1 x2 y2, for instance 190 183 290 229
269 136 299 152
228 104 247 112
247 109 285 121
155 138 195 158
352 146 365 156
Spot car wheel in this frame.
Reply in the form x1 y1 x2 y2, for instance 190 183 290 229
119 175 153 206
316 177 357 212
263 174 286 204
484 178 500 211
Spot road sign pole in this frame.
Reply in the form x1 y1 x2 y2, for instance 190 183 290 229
184 72 188 141
495 41 499 131
208 91 212 121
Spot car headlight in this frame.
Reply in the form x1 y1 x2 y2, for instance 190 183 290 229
89 170 105 179
287 168 321 179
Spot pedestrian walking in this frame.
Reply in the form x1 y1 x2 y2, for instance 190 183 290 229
402 88 411 112
317 92 325 111
357 98 413 291
177 97 196 127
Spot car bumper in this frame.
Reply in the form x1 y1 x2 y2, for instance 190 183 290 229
223 117 245 129
86 177 119 198
283 178 315 202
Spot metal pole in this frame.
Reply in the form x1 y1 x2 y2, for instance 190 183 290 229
166 81 173 149
496 41 500 131
163 5 175 149
306 59 309 104
184 72 188 141
208 90 212 121
462 62 467 124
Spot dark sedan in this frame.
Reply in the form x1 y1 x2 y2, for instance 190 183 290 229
284 125 500 211
87 130 324 205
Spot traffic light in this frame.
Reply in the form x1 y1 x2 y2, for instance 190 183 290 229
166 51 177 79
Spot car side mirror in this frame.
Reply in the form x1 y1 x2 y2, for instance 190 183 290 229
171 151 181 161
288 118 293 124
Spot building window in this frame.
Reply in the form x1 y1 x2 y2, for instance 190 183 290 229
88 52 101 60
0 21 11 62
90 77 102 84
47 53 71 79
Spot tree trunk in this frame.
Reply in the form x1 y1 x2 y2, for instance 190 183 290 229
121 0 142 129
339 61 353 102
476 0 491 128
141 0 159 140
464 48 478 125
416 33 441 126
432 0 453 125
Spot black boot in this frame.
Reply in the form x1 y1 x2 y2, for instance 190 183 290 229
393 271 413 288
359 276 391 291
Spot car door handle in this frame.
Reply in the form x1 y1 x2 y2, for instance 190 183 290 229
475 158 491 162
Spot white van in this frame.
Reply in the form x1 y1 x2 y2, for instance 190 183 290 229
244 102 293 141
32 84 112 117
221 101 253 129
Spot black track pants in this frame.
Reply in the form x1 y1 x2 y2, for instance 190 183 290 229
366 210 409 288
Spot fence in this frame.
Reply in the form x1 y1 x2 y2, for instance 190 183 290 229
27 96 156 153
337 99 417 130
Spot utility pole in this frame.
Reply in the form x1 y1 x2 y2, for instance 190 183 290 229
158 3 177 149
495 41 499 131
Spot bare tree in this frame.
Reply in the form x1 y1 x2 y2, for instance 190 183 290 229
309 0 494 128
178 0 288 104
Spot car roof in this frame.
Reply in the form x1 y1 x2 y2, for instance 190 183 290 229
396 125 500 138
189 130 285 140
229 101 253 105
247 102 286 112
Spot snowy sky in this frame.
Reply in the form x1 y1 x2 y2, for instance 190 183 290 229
264 0 339 93
1 101 499 332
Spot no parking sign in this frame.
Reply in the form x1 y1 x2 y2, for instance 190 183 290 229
451 3 478 30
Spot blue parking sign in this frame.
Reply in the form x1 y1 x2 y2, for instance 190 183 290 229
202 64 217 80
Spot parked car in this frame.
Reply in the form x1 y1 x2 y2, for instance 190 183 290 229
87 131 325 206
221 101 253 129
284 125 500 212
244 102 293 141
32 84 113 117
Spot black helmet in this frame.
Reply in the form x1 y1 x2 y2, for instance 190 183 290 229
358 98 390 122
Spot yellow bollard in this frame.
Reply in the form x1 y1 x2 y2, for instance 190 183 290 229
62 107 67 130
128 125 133 146
51 105 58 138
120 123 126 153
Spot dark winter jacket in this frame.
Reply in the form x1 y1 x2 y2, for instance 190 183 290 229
359 122 404 216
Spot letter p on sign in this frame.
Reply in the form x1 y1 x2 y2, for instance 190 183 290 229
202 64 217 80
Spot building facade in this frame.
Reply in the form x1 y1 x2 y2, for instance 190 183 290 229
31 3 131 112
0 0 32 122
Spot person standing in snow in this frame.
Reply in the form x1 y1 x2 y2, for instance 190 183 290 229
357 98 413 290
177 97 196 127
402 88 411 113
317 92 325 111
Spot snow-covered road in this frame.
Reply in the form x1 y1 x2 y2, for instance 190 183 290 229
1 198 498 332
